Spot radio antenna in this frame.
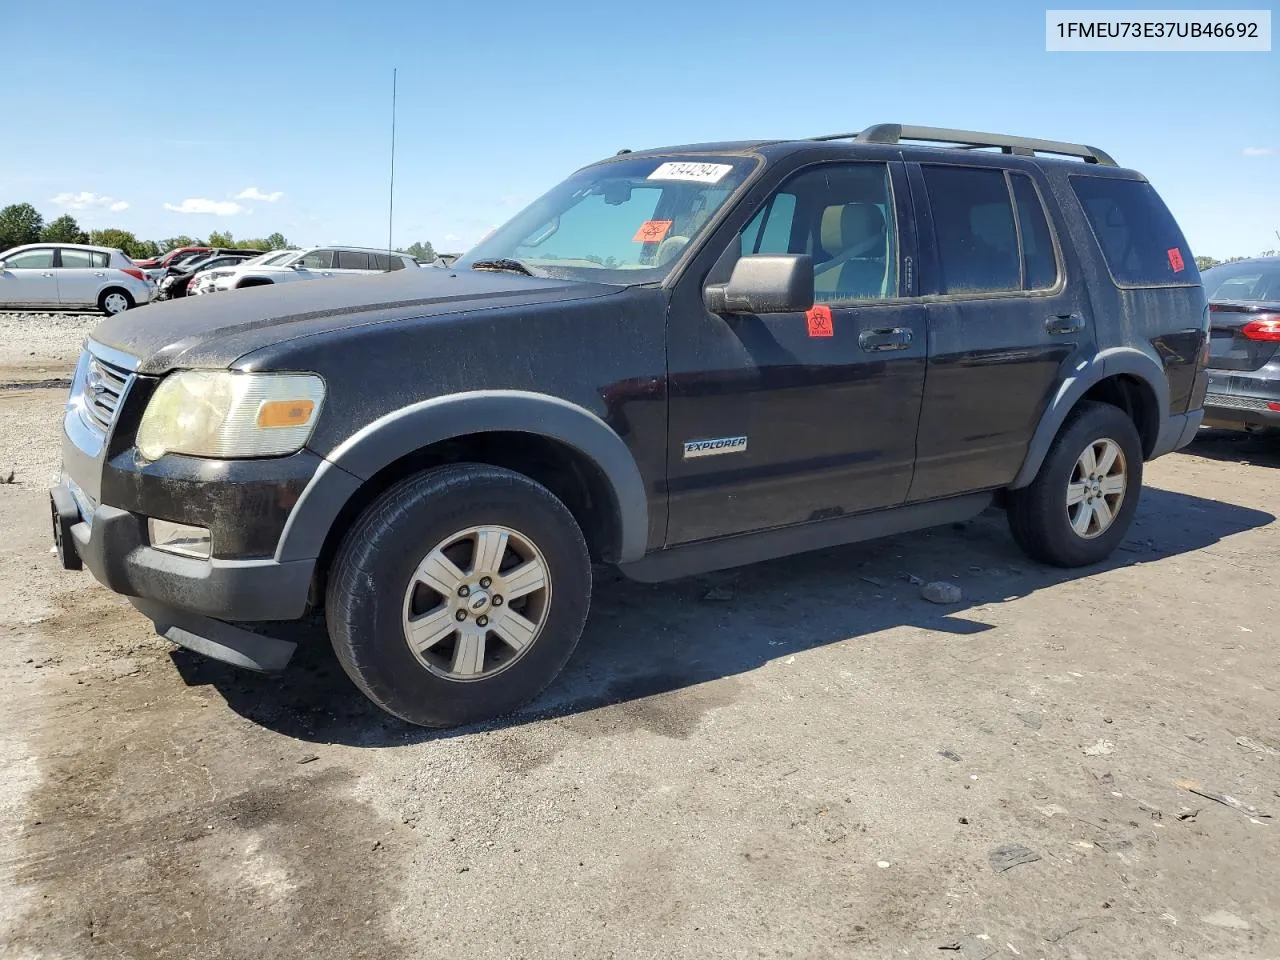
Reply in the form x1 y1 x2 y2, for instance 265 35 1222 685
386 67 397 270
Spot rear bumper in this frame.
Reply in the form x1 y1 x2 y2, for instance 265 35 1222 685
52 480 314 622
1203 364 1280 430
1203 399 1280 430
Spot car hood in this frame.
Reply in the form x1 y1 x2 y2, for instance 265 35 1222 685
90 268 620 375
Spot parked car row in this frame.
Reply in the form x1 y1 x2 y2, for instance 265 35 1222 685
155 248 264 299
0 236 463 314
149 244 425 301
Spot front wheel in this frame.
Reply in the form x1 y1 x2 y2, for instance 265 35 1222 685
98 288 134 315
326 463 592 728
1006 401 1144 567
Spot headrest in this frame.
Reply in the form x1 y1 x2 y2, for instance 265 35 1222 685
821 203 885 255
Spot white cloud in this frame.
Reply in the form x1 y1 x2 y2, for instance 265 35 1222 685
50 191 130 212
1243 147 1273 157
236 187 284 202
163 198 246 216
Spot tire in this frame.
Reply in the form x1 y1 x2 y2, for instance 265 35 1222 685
1006 401 1144 568
326 463 592 728
98 288 134 315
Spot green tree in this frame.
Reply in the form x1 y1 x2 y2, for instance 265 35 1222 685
88 228 152 260
158 235 201 252
41 214 89 244
207 230 234 248
0 203 45 253
1194 255 1220 272
400 240 436 261
264 232 288 250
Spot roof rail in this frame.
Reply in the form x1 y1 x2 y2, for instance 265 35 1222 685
810 124 1117 166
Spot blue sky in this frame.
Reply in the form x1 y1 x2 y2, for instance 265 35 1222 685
3 1 1276 257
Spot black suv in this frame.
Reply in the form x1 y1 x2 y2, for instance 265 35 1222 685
50 124 1209 728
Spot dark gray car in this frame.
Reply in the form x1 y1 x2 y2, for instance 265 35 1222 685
1201 257 1280 433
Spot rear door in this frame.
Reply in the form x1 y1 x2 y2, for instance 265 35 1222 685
0 247 59 306
906 162 1092 501
665 159 928 543
53 248 105 307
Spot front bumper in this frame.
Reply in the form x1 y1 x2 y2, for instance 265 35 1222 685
52 479 314 622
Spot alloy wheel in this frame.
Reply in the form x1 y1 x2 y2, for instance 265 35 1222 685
401 525 551 681
1065 437 1127 539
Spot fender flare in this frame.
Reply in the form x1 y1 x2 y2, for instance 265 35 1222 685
1009 347 1169 489
274 390 649 564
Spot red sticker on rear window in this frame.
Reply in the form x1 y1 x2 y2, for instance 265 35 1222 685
633 220 673 243
1167 247 1185 273
806 304 833 337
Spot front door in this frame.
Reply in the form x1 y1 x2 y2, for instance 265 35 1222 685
905 162 1094 501
665 160 927 544
0 247 59 307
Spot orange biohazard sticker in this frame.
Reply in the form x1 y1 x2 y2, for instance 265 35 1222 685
1167 247 1185 273
633 220 673 243
806 304 833 337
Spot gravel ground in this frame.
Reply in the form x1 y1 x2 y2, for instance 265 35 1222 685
1 315 1278 959
0 311 101 382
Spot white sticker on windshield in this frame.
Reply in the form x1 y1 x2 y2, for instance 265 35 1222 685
647 161 734 184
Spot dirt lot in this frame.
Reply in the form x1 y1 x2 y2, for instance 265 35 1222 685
1 315 1278 959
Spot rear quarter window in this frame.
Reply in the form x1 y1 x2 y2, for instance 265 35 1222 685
1069 176 1198 288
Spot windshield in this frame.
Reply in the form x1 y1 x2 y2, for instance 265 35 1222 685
1201 260 1280 302
456 155 757 284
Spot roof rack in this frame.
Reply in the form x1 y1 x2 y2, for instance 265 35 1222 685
810 124 1117 166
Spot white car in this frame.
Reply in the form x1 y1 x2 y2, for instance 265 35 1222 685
187 250 295 296
0 243 156 315
208 245 417 292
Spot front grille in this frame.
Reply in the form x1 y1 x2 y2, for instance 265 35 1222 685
1205 392 1275 412
79 352 135 432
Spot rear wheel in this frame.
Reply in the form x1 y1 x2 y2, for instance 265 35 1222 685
98 288 133 315
326 463 592 728
1007 401 1143 567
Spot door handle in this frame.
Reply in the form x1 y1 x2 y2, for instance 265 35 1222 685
41 272 55 278
93 272 106 277
858 327 913 352
1046 314 1085 335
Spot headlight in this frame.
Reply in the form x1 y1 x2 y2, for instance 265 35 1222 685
136 370 325 461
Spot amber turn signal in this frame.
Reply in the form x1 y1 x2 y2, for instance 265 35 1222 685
257 399 316 429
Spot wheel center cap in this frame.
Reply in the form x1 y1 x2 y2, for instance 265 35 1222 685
468 591 492 615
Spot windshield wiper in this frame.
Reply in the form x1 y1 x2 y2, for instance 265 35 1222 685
469 257 536 277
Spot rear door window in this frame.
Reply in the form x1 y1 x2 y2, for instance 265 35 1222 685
90 251 109 268
1069 176 1197 287
58 249 93 268
337 250 372 270
922 166 1020 295
1010 174 1060 290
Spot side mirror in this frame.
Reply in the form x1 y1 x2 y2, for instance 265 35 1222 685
704 254 814 315
291 262 307 270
